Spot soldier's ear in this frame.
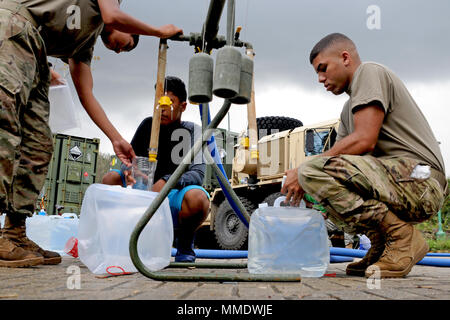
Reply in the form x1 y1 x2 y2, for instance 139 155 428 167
180 101 187 112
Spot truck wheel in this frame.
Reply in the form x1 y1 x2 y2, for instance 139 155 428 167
214 197 257 250
256 116 303 139
262 192 285 206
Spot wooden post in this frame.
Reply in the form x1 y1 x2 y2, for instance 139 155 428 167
149 39 168 161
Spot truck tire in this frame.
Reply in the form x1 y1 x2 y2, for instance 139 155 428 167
256 116 303 139
214 197 257 250
262 192 286 206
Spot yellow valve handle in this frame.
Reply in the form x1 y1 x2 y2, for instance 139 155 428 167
240 137 250 148
158 96 173 108
148 153 157 162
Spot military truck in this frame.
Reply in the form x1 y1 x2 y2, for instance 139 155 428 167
207 117 340 250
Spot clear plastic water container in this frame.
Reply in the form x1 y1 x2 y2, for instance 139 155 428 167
248 196 329 277
25 213 79 255
358 234 372 250
77 184 173 275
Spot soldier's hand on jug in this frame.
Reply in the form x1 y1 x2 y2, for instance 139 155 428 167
281 168 305 206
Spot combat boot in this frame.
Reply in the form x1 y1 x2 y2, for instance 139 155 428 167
365 211 429 278
0 237 44 267
0 214 43 267
3 215 61 265
346 230 386 276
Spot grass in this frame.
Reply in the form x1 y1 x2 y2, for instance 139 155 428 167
427 238 450 252
416 213 449 252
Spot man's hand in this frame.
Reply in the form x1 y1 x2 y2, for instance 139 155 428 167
123 169 136 186
112 138 136 168
281 168 305 206
158 24 183 38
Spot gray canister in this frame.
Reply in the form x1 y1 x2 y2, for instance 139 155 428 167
230 54 254 104
213 46 242 99
188 52 214 103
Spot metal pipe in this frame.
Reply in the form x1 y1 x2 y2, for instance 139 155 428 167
202 0 226 51
226 0 235 46
129 99 300 282
204 148 251 223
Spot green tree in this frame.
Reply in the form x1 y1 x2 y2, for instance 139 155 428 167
441 178 450 223
95 152 113 183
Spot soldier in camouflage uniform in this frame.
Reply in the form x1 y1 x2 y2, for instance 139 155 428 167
0 0 182 268
282 33 447 278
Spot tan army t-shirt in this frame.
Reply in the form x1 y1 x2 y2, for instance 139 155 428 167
337 62 445 174
20 0 121 65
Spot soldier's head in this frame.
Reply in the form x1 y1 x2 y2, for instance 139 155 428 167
101 25 139 54
309 33 361 95
157 76 187 126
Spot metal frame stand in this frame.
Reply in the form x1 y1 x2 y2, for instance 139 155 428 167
129 0 301 282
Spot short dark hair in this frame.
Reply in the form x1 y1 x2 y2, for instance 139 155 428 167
159 76 187 103
100 27 140 52
309 33 355 64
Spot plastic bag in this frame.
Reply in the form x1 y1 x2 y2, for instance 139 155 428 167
48 81 81 133
248 196 329 277
77 184 173 275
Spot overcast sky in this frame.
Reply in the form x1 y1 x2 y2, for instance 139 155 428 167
52 0 450 175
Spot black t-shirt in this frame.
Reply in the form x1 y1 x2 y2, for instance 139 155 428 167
129 117 205 189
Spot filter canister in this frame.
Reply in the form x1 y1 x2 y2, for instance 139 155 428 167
213 46 242 99
230 54 254 105
188 52 214 104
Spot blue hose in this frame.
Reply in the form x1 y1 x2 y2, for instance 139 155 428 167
170 248 353 263
170 247 450 267
329 247 450 267
199 104 249 228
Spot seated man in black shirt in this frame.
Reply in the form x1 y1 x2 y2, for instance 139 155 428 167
102 76 210 263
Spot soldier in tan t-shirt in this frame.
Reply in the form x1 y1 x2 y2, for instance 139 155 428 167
281 33 446 278
0 0 182 268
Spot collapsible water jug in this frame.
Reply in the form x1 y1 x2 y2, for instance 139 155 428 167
25 213 79 254
77 184 173 275
248 196 329 277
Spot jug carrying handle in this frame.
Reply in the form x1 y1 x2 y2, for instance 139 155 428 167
273 196 306 208
273 196 286 207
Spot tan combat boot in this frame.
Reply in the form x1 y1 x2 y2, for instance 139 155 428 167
365 211 429 278
0 237 44 268
3 215 62 265
346 230 386 276
1 214 44 267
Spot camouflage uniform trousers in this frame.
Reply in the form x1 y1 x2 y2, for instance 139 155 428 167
0 6 52 219
298 155 445 235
